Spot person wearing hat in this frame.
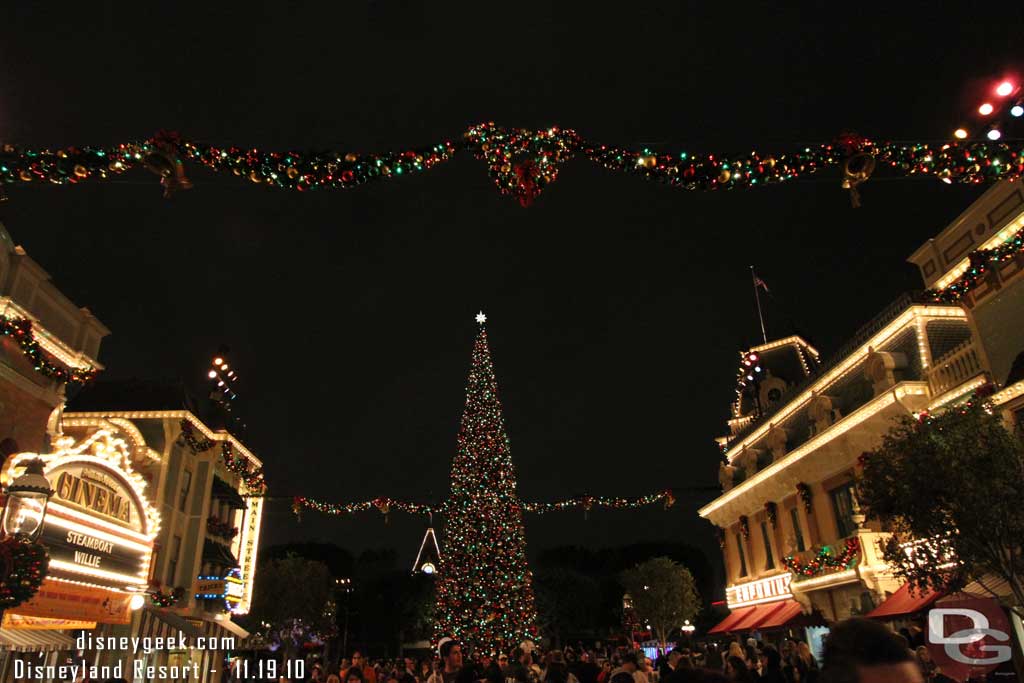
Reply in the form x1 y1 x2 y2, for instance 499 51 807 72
428 638 464 683
607 653 637 683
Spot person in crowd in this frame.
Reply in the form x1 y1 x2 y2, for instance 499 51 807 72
346 669 365 683
428 638 464 683
609 653 638 683
506 646 537 683
701 645 722 673
327 674 341 683
820 617 923 683
914 646 937 680
542 654 570 683
498 655 511 677
659 649 684 681
418 660 434 683
725 643 744 669
348 653 377 683
757 647 785 683
634 657 652 683
597 660 612 683
722 657 755 683
571 651 599 683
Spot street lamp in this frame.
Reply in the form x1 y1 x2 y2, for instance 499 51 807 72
2 459 53 541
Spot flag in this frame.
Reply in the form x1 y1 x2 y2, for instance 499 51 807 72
753 273 770 293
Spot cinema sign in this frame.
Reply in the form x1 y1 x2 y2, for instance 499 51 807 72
3 430 161 596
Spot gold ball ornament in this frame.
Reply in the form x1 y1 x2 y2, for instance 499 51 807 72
765 157 777 168
640 155 657 169
719 169 732 183
344 153 358 163
108 161 124 171
501 164 511 173
249 171 261 183
286 167 299 179
73 164 88 178
19 169 32 182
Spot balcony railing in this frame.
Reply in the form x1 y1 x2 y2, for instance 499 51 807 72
927 338 984 397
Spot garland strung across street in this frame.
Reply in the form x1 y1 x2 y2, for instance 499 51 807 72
2 127 1021 207
291 489 675 520
0 314 98 384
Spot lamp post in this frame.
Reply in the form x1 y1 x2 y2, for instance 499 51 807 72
2 458 53 541
0 458 54 623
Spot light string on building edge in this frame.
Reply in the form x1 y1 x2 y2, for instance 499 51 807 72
290 489 675 521
177 420 266 494
0 313 98 384
2 125 1022 207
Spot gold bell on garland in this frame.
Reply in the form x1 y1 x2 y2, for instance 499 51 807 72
841 152 876 208
344 153 358 163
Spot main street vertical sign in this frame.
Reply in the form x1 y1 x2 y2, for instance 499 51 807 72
1 430 160 624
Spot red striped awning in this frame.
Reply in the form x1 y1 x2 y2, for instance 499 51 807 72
866 583 944 619
707 605 756 634
756 599 806 630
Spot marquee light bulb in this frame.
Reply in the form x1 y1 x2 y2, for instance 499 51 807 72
1012 104 1024 118
987 128 1002 141
213 357 223 366
953 128 968 139
996 81 1014 97
208 370 217 379
979 103 994 116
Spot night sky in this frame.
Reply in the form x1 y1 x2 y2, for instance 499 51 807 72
2 3 1020 590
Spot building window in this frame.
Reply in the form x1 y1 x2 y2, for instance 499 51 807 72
790 507 806 552
166 535 182 586
830 483 857 539
735 534 748 577
761 522 775 569
179 470 192 512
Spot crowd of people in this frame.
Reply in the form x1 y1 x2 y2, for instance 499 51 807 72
288 618 1013 683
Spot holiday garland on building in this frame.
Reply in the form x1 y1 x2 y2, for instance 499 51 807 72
926 223 1024 302
783 537 861 579
0 314 98 384
177 420 266 494
0 537 50 609
432 324 538 651
2 128 1021 206
150 585 185 608
796 482 813 512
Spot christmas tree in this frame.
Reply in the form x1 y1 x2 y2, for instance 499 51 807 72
433 314 539 652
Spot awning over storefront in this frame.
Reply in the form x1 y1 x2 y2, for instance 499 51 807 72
0 629 75 652
756 599 808 630
212 477 247 510
865 583 944 619
140 607 205 641
707 605 757 634
203 539 239 568
202 615 250 641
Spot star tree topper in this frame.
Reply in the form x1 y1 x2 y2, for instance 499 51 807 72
475 311 487 325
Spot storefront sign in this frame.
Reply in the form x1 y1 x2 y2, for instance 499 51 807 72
195 569 245 612
2 430 160 624
727 573 793 608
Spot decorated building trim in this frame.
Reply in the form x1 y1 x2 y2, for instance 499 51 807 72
699 382 929 523
0 297 103 374
722 305 965 462
726 573 794 609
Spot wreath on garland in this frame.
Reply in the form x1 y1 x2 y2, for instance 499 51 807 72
784 537 860 580
178 420 215 454
739 515 751 539
0 537 50 609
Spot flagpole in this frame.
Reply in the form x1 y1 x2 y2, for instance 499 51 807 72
751 266 768 345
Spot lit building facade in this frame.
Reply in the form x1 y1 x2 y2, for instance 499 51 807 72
59 400 265 683
700 180 1024 650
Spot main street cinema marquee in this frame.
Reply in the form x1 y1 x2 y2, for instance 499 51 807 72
1 430 160 625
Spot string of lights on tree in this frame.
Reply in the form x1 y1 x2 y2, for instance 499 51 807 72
0 537 50 609
783 537 861 579
3 88 1023 207
0 314 98 384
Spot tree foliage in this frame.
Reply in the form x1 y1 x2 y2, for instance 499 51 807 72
857 401 1024 613
619 557 700 647
245 553 336 653
534 566 602 646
